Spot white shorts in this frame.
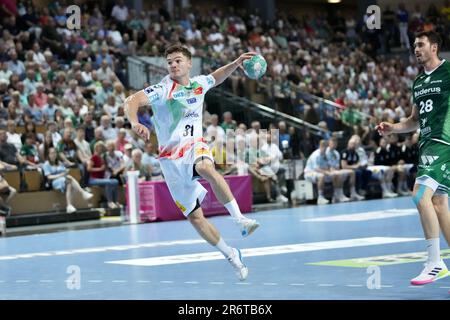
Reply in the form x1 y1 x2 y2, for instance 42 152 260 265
159 141 214 217
415 175 449 197
304 171 332 184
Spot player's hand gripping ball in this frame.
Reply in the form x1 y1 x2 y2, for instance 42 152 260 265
243 54 267 80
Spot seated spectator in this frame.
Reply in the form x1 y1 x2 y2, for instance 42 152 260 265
42 147 93 214
122 143 133 167
19 133 41 170
42 94 59 122
34 82 48 108
220 111 237 131
115 128 129 154
0 128 26 173
99 115 117 141
90 127 105 153
246 133 282 203
87 141 120 209
38 131 54 163
24 94 44 124
83 112 97 143
6 119 22 151
105 140 126 184
206 114 225 141
326 137 364 201
260 131 288 202
0 172 17 216
23 120 44 144
386 134 409 196
340 136 373 196
142 141 163 180
372 137 401 197
305 140 346 205
103 95 120 120
57 128 78 167
46 120 62 147
125 148 151 182
74 125 92 186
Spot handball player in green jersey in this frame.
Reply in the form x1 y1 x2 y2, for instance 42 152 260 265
376 31 450 286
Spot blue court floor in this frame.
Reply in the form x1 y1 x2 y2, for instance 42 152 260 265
1 196 450 300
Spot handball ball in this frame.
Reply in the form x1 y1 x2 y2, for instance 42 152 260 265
243 54 267 80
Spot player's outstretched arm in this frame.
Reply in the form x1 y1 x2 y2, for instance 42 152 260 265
375 104 419 136
124 90 151 141
211 52 257 86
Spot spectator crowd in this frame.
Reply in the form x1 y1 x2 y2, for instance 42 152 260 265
0 0 442 210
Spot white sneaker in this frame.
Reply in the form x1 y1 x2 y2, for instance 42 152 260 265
276 194 289 203
317 196 329 205
235 217 260 238
227 248 248 281
411 260 449 286
338 195 351 202
66 205 76 214
351 193 365 201
397 189 411 196
82 191 93 201
382 191 398 198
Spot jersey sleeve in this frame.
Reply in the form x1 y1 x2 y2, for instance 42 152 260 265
193 74 216 94
142 83 165 106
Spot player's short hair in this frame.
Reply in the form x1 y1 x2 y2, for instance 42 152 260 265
164 44 192 60
415 30 442 54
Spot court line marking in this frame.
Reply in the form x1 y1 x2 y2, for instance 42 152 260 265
302 209 417 222
0 239 205 261
106 237 422 267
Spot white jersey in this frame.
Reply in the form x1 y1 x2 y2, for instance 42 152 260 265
143 74 216 159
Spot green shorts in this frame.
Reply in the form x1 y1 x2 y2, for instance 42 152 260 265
416 141 450 196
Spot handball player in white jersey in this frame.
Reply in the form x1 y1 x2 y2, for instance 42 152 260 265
124 44 260 280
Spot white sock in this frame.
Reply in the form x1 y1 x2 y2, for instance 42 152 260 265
381 183 388 192
224 199 245 221
350 187 358 195
427 238 441 264
215 237 233 258
336 188 343 198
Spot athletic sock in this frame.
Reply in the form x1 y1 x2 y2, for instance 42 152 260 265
427 238 441 264
224 199 245 221
215 237 233 258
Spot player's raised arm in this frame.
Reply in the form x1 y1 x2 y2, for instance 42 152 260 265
210 52 257 86
124 90 151 141
375 104 419 136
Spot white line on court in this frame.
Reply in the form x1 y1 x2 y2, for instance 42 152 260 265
302 209 417 222
0 239 205 261
106 237 422 267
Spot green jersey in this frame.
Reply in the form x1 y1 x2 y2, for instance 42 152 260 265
412 59 450 149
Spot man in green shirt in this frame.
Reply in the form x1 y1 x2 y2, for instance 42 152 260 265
376 31 450 288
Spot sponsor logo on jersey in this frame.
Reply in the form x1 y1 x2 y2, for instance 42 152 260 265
421 155 439 165
431 80 442 84
442 164 447 171
414 86 441 98
184 111 199 119
421 118 427 127
186 97 197 104
207 76 214 86
194 87 203 95
173 90 186 99
144 87 154 94
421 127 431 135
424 76 431 83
